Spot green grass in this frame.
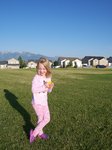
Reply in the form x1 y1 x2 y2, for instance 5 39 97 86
0 68 112 150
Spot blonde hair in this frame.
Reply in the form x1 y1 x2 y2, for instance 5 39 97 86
36 57 52 77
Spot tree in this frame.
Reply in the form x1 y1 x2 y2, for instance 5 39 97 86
18 56 26 68
53 60 59 66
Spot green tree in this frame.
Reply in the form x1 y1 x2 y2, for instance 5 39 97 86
54 60 59 66
18 56 26 68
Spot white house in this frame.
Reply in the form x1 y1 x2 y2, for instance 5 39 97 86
58 57 70 68
107 57 112 66
27 59 53 69
82 56 108 67
0 61 8 69
72 59 82 68
49 60 53 68
58 57 82 68
27 61 37 68
7 58 20 69
0 58 20 69
98 58 108 66
62 59 70 68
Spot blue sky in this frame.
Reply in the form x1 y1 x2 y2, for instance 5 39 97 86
0 0 112 58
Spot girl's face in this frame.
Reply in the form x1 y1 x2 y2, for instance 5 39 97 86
38 63 47 77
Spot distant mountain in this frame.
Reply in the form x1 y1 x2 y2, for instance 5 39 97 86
0 51 58 61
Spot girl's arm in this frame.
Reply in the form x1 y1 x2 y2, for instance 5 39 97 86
32 76 48 93
44 78 54 93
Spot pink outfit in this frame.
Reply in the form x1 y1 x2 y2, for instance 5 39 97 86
31 74 51 137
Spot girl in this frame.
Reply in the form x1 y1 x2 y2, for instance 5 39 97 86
30 57 54 143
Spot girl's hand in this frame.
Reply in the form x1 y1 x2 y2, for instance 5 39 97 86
44 81 54 93
50 82 54 89
48 82 54 93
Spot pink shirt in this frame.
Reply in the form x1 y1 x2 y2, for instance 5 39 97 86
31 74 51 106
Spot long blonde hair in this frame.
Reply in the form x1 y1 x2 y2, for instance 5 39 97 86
36 57 52 77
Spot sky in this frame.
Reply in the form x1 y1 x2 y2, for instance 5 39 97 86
0 0 112 58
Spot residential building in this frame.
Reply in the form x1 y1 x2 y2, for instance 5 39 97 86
7 58 20 69
107 57 112 66
82 56 108 67
0 58 20 69
0 61 8 69
27 60 37 68
58 57 82 68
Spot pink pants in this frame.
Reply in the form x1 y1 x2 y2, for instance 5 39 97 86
32 104 50 137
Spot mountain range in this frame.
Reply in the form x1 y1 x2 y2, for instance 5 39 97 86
0 51 58 61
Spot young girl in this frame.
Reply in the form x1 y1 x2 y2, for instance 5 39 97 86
30 57 54 143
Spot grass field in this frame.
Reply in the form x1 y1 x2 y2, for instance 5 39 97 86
0 68 112 150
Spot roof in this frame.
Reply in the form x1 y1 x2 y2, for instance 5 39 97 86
107 57 112 63
58 57 81 61
0 61 8 65
27 60 38 63
82 56 105 63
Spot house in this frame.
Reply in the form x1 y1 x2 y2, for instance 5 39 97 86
49 60 53 68
96 57 108 66
7 58 20 69
0 58 20 69
27 60 37 68
107 57 112 66
0 61 8 69
82 56 108 67
27 59 53 69
72 59 82 68
58 57 82 68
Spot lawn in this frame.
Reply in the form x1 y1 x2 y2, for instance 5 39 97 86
0 68 112 150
